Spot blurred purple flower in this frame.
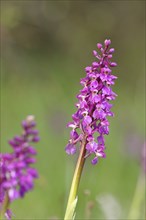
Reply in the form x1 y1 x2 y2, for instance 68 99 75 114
0 115 39 219
65 39 117 164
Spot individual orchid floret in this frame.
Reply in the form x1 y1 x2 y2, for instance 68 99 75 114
65 39 117 165
0 115 39 219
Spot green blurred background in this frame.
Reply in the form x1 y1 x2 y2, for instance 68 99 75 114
1 1 145 219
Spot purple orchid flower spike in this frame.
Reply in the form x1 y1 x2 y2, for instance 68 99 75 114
0 115 39 220
65 39 117 165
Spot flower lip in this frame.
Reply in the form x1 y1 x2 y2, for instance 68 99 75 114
65 143 77 155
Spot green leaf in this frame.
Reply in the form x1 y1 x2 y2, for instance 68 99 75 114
64 196 78 220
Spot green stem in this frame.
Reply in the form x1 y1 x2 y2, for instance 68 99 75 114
0 192 10 220
64 136 87 220
128 171 145 219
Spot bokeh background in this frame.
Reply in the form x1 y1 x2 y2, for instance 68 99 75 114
1 0 145 219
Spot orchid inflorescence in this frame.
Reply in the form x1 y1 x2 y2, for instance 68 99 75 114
65 39 117 165
0 115 39 220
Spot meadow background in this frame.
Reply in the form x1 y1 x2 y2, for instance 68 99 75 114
1 1 145 219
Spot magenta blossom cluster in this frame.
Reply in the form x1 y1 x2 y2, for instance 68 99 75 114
0 115 39 219
65 39 117 165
